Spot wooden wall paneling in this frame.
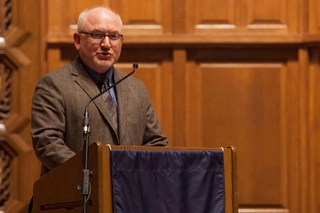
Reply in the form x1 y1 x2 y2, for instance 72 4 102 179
160 60 174 144
0 0 43 212
46 0 173 42
184 46 300 212
46 0 173 38
173 0 187 34
185 55 203 147
0 57 33 212
309 0 320 34
297 0 309 35
185 0 237 34
284 52 301 213
46 0 107 37
243 0 298 34
309 48 320 213
172 49 187 147
40 0 48 76
298 48 311 213
47 48 64 73
46 0 66 35
0 140 22 212
46 45 78 73
112 0 172 35
185 0 298 38
205 63 287 207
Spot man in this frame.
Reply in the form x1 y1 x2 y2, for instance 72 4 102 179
31 6 168 177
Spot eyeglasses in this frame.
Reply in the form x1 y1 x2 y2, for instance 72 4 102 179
79 31 123 41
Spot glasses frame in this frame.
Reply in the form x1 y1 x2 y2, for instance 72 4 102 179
79 31 123 41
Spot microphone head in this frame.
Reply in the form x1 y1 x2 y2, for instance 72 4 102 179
133 63 139 69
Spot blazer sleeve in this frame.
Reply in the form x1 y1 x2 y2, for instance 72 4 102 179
141 84 168 146
31 73 76 171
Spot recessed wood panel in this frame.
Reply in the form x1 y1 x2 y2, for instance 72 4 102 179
185 0 298 35
246 0 288 29
185 0 237 33
46 0 105 36
181 47 301 212
185 62 287 206
243 0 298 33
46 0 172 38
112 0 172 35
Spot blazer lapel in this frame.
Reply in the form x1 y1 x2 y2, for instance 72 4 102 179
71 59 119 137
113 70 130 141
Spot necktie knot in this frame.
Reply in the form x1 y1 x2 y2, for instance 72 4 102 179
100 74 108 86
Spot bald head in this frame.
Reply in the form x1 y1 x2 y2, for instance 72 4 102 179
77 6 123 32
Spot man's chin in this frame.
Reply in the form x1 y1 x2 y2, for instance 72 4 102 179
94 60 114 72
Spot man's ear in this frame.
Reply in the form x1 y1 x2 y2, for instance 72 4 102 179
73 33 81 50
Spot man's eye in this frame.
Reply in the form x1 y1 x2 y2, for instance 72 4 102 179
91 32 104 39
108 34 118 40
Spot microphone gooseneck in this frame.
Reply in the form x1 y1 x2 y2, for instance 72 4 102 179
87 63 138 107
82 63 138 135
79 63 138 213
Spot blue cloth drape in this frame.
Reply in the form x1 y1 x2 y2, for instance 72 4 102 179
111 150 225 213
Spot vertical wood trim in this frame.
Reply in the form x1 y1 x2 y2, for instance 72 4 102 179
185 59 202 147
309 0 320 34
161 60 174 143
308 48 320 213
172 49 187 146
280 64 289 208
286 56 301 213
40 0 48 76
298 0 309 33
298 47 310 213
172 0 186 34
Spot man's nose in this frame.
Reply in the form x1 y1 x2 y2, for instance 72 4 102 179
100 36 111 46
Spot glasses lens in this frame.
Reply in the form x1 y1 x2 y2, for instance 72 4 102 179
83 31 123 42
91 32 105 39
108 34 121 40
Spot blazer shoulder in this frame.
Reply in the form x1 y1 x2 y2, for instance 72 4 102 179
41 58 83 79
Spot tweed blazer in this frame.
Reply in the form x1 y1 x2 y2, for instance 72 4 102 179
31 57 168 176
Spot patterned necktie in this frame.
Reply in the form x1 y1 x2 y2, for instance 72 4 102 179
100 75 118 134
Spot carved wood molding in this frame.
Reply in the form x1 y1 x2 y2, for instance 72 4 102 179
0 0 32 211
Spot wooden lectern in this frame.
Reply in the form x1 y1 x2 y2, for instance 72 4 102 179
33 142 238 213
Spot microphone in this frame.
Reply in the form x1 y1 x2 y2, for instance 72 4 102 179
79 63 138 211
83 63 138 135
